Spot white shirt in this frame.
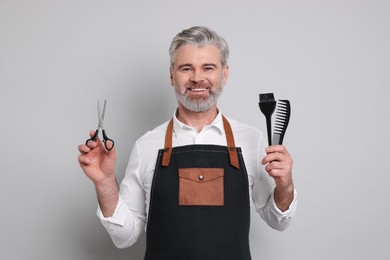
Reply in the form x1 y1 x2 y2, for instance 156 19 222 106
97 111 297 249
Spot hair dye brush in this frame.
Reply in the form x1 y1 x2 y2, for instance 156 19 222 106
259 93 276 146
273 100 291 145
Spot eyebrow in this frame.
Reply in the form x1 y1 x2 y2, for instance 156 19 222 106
177 63 192 69
177 63 218 69
203 63 218 68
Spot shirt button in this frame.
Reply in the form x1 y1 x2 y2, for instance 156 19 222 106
198 175 204 181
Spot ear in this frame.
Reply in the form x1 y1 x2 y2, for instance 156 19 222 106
222 65 229 86
170 67 174 86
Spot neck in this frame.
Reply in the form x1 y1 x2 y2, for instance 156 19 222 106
176 105 218 132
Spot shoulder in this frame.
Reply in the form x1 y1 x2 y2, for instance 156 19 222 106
224 116 264 141
135 120 169 149
130 120 169 177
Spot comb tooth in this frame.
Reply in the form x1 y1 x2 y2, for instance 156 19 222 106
276 113 286 118
278 101 290 110
276 109 287 114
275 117 287 123
272 100 291 144
275 121 285 126
276 114 287 120
274 127 283 134
277 107 287 113
274 123 286 133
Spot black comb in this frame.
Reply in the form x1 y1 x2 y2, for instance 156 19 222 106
273 100 291 145
259 93 276 146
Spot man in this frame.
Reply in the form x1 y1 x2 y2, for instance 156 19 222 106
78 26 297 259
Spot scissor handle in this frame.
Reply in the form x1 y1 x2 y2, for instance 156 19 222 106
85 129 99 147
102 129 115 151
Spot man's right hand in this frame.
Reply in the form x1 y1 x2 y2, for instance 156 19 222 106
78 130 118 217
78 130 116 184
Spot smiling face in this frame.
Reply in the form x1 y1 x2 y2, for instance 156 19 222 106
170 44 229 113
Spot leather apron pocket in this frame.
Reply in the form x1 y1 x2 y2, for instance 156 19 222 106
178 168 224 206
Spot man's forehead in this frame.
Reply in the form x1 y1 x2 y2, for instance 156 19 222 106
174 44 222 64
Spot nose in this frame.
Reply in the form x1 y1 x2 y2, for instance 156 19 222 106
190 70 205 83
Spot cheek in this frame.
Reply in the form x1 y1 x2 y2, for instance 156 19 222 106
172 75 188 87
171 77 186 93
218 76 225 86
171 75 180 87
212 74 225 87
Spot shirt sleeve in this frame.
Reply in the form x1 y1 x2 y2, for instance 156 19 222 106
251 132 298 231
254 186 298 231
96 144 146 248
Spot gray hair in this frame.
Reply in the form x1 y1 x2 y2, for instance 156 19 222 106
169 26 229 68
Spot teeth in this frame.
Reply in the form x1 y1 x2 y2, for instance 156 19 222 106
191 88 207 92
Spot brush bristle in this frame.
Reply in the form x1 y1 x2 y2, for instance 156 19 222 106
259 93 276 116
259 93 275 102
258 92 277 146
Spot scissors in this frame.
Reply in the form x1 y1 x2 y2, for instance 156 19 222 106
85 100 115 151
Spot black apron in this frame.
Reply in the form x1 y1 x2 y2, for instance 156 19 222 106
144 116 251 260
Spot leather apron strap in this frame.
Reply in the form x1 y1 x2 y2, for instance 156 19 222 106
161 115 240 169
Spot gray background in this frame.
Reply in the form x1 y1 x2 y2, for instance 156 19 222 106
1 0 389 259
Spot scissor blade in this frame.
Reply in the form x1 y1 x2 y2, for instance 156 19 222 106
97 100 101 122
101 100 107 120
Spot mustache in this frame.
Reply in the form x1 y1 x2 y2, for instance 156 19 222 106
184 83 212 89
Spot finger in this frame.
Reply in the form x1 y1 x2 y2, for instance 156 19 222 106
85 139 98 149
86 135 105 149
266 160 281 169
268 159 292 172
106 145 116 161
262 152 285 165
94 135 105 147
265 160 284 173
266 145 289 155
78 144 91 154
266 168 289 178
266 158 292 174
89 130 96 138
78 154 93 165
105 140 114 151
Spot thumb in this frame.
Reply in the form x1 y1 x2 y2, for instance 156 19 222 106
106 144 117 160
86 129 104 149
89 129 97 138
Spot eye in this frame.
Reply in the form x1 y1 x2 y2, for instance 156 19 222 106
204 66 216 71
180 67 192 72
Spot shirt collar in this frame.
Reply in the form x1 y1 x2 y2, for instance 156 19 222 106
172 109 224 136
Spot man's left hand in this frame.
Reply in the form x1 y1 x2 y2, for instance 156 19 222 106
261 145 294 212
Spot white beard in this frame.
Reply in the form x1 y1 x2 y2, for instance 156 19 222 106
174 82 224 112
